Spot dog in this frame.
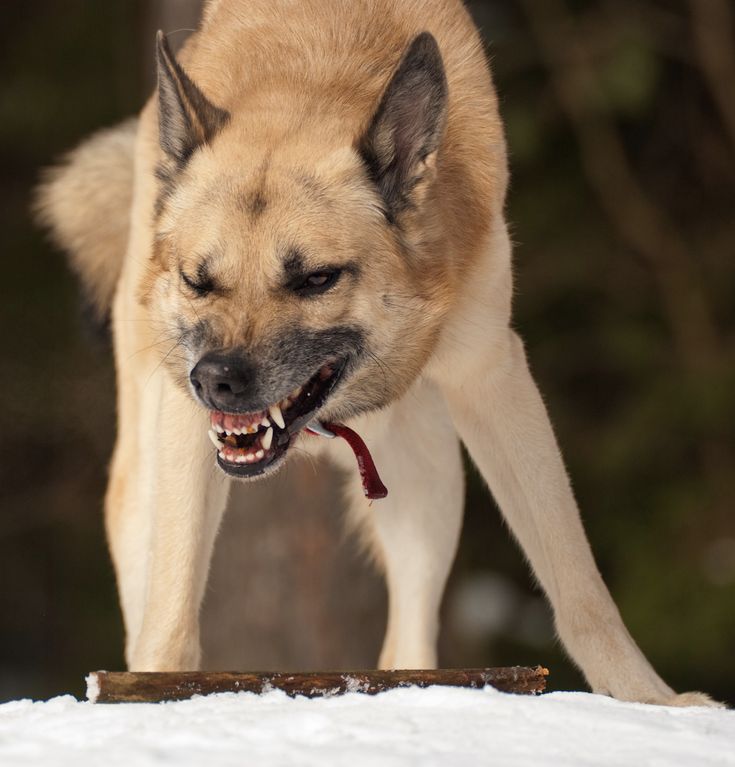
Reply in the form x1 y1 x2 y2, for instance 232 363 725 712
36 0 715 706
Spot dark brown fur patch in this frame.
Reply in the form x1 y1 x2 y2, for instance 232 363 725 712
245 190 267 218
237 156 272 219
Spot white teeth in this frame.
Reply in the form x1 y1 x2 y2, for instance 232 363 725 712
231 427 241 435
208 430 222 449
224 429 233 437
261 417 271 428
246 424 258 434
214 423 224 434
216 444 267 466
262 427 273 450
269 404 285 429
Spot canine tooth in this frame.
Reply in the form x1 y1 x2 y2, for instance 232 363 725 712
268 404 286 429
269 404 285 429
208 430 222 449
262 427 273 450
255 449 265 460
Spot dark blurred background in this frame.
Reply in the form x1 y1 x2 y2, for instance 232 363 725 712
1 0 733 704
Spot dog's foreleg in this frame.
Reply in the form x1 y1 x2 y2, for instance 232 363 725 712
123 379 229 672
340 381 464 670
106 374 159 657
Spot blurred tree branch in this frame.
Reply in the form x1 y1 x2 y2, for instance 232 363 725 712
689 0 735 150
519 0 722 373
519 0 733 528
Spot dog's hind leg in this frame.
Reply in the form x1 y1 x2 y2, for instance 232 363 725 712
339 380 464 670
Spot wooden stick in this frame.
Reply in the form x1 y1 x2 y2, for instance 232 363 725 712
86 666 549 703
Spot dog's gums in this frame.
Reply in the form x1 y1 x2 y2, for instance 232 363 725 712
208 360 344 479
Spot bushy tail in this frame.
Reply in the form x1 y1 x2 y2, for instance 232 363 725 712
34 118 138 323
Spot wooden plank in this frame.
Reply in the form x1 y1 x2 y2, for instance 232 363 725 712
87 666 549 703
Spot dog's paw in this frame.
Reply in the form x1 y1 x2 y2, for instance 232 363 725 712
591 679 725 708
660 691 726 709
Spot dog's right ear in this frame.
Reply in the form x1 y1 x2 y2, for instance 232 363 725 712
156 31 229 164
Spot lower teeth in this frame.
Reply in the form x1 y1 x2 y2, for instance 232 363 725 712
218 447 267 465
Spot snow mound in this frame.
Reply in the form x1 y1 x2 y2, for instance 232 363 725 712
1 687 733 766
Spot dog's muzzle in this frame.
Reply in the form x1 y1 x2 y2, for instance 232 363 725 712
198 356 347 478
192 354 387 498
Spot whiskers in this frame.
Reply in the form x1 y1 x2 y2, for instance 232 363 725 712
361 349 390 405
142 329 190 390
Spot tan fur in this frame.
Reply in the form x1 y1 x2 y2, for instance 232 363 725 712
40 0 717 707
35 118 138 319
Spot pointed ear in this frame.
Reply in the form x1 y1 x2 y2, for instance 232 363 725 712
358 33 448 221
155 31 229 164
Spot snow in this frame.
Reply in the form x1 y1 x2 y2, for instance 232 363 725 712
1 687 733 767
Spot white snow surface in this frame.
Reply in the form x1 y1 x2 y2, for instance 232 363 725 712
1 687 733 767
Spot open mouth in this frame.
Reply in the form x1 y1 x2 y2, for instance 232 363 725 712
207 359 347 479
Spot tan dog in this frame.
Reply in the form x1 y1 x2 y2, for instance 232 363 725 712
37 0 715 706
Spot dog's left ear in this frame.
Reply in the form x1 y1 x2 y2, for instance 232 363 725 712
358 33 448 221
156 31 229 164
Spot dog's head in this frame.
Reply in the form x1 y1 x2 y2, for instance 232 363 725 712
145 32 451 479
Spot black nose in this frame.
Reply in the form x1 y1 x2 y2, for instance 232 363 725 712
190 352 255 411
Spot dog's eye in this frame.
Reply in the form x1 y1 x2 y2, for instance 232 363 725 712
293 269 341 296
180 268 214 297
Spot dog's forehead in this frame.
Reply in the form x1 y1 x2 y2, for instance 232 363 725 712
166 150 383 269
